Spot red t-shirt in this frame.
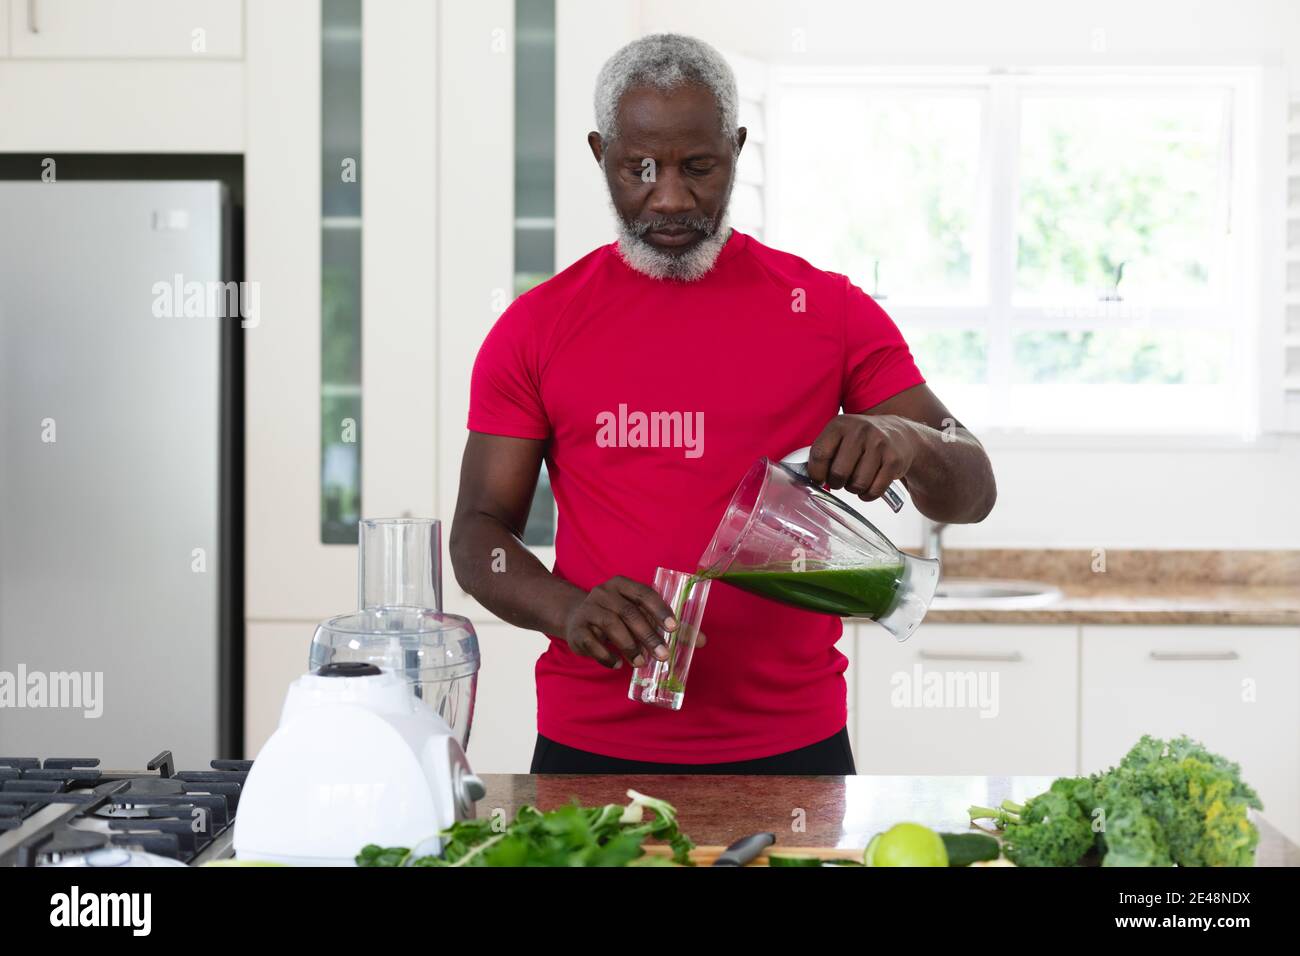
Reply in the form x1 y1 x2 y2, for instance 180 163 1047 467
467 229 924 763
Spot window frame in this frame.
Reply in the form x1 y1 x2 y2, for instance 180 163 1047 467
767 65 1264 440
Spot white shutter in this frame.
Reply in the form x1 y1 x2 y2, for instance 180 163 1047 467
724 50 771 241
1284 98 1300 430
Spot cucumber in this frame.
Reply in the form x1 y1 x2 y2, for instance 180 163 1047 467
767 854 825 867
938 832 1000 866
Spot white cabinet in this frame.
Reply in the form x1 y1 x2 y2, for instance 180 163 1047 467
855 624 1079 776
243 620 317 759
0 0 244 152
461 621 550 773
8 0 242 58
1081 626 1300 844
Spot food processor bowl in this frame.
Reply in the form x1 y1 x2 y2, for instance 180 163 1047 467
309 607 479 749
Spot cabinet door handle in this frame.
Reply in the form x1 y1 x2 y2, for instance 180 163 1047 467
917 650 1023 663
28 0 39 34
1149 650 1240 662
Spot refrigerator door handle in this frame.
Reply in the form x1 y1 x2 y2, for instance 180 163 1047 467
28 0 39 34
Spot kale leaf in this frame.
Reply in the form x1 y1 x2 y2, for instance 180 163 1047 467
969 735 1261 867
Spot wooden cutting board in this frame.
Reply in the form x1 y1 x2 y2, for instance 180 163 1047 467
640 844 865 866
639 844 1014 866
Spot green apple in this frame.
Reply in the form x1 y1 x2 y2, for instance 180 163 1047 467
863 823 949 867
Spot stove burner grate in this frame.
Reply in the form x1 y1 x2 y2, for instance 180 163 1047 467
1 752 248 866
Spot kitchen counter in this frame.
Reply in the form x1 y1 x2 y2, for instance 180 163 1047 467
927 583 1300 625
926 549 1300 625
479 773 1300 866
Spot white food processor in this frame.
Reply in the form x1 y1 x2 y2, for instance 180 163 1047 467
233 662 484 865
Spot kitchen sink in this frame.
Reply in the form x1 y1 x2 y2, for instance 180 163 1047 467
931 579 1063 609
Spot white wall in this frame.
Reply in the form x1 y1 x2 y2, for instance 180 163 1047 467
554 0 1300 550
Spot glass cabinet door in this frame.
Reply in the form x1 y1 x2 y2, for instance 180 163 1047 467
321 0 363 543
514 0 557 547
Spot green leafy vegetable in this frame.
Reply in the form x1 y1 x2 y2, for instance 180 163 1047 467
968 735 1262 867
970 792 1093 867
356 789 695 868
355 844 414 868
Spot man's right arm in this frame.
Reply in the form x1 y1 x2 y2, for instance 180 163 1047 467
449 432 674 669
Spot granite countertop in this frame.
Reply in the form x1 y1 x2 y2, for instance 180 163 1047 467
479 772 1300 867
924 549 1300 626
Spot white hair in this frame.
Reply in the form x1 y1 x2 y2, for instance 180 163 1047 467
614 207 733 282
594 33 739 149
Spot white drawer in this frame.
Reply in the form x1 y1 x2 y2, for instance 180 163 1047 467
855 624 1078 776
1081 626 1300 845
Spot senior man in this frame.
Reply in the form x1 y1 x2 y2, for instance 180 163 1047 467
451 34 996 774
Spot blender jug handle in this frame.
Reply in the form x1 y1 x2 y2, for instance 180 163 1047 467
780 446 905 514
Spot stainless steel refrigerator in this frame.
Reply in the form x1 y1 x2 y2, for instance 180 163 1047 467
0 181 238 769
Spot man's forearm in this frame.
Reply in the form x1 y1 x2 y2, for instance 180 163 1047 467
901 422 996 524
449 513 585 636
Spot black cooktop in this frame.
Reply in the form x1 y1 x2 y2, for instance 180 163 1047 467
0 750 248 866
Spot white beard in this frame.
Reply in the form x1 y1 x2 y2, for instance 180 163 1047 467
609 190 734 282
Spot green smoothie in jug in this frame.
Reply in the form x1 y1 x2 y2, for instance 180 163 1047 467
713 563 904 619
669 563 906 622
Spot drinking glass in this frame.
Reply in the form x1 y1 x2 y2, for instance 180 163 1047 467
628 567 710 711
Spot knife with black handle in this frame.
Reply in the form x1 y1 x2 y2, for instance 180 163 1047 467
710 832 777 867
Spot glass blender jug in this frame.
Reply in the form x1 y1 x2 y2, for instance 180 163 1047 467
308 518 480 747
698 453 940 641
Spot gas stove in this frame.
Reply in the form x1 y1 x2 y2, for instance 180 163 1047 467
0 751 246 867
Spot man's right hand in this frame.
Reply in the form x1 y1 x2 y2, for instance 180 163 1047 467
562 576 678 669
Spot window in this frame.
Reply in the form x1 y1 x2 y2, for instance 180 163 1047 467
770 70 1255 435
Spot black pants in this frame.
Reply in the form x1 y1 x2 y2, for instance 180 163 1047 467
529 727 856 775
